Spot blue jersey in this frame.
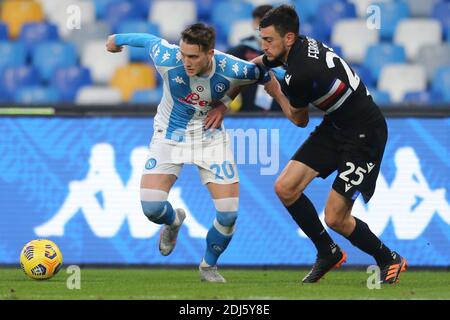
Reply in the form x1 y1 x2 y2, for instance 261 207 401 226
115 33 265 143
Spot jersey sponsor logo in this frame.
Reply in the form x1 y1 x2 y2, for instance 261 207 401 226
178 92 209 107
215 82 226 93
285 74 292 85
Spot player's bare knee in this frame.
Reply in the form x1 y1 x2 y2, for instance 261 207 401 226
274 180 302 205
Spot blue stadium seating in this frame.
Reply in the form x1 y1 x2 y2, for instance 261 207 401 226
32 41 78 82
363 44 406 80
374 1 410 40
211 0 254 42
51 66 92 102
131 86 163 105
0 42 27 73
133 0 151 14
351 64 375 87
0 66 41 96
432 1 450 36
106 1 145 32
404 90 443 105
293 0 333 24
432 65 450 102
94 0 123 19
195 0 214 22
14 86 61 104
369 88 391 106
302 21 327 42
314 1 356 41
116 19 160 61
19 22 59 53
0 23 8 40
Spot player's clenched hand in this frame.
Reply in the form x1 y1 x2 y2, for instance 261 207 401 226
264 71 282 98
106 35 123 53
204 102 227 129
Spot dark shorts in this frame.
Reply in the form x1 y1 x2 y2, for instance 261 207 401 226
292 116 388 203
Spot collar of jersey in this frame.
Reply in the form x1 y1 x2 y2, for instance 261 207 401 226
286 35 304 67
190 56 216 79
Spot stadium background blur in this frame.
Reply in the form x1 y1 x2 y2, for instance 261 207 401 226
0 0 449 271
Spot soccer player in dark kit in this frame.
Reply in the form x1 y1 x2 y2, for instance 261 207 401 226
256 5 407 284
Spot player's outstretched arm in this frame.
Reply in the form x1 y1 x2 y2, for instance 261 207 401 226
264 71 309 127
106 33 160 53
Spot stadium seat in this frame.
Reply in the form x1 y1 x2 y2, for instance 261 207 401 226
131 86 164 105
68 21 111 54
42 0 96 39
228 20 254 47
0 66 41 95
195 0 214 22
94 0 122 19
32 41 78 81
432 1 450 36
372 1 409 40
394 19 443 61
0 23 8 40
75 86 123 105
302 21 326 42
0 0 45 39
0 42 27 73
14 85 60 104
378 64 427 103
407 0 440 17
81 40 129 84
150 0 197 42
211 0 253 43
416 44 450 81
106 1 145 33
404 91 442 105
51 66 92 102
431 66 450 102
293 0 333 23
116 20 160 61
331 19 379 63
314 1 356 40
347 0 372 18
111 64 157 101
351 64 374 88
19 22 59 53
368 88 391 106
363 44 406 80
0 87 11 102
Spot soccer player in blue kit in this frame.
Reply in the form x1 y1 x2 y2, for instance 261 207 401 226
106 23 269 282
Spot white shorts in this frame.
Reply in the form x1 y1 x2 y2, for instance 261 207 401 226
142 134 239 185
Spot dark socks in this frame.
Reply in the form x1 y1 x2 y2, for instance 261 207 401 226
346 217 393 266
286 194 336 257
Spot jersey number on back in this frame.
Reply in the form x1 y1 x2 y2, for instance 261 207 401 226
324 48 360 91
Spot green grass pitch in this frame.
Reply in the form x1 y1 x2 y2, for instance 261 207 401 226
1 267 449 300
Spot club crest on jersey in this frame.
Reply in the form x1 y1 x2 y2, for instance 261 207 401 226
215 82 226 93
178 92 209 107
196 85 204 92
145 158 157 170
